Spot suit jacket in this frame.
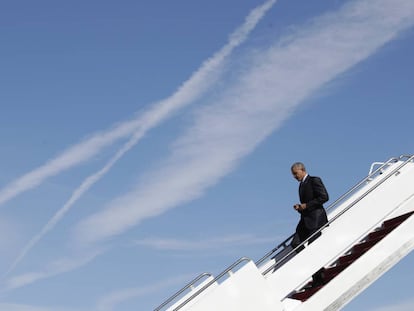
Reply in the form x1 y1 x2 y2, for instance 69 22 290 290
298 175 329 231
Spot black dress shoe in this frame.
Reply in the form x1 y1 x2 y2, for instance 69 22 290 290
311 268 326 287
311 279 325 288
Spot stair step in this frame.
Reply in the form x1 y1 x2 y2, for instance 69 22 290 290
289 285 324 301
382 211 414 228
336 251 364 266
324 262 351 281
351 235 383 253
367 226 394 241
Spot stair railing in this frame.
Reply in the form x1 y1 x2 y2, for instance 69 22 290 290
154 257 251 311
256 156 399 267
261 154 414 276
154 272 213 311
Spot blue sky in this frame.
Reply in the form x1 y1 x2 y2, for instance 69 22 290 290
1 0 414 310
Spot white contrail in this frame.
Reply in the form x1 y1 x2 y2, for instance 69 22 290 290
0 303 76 311
72 0 414 247
134 234 276 251
0 121 139 207
0 0 276 208
96 275 192 311
3 248 104 292
3 130 145 276
4 0 277 275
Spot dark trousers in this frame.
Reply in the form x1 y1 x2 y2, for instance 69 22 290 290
290 222 325 286
291 221 322 251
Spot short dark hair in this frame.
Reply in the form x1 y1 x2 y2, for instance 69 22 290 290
291 162 306 171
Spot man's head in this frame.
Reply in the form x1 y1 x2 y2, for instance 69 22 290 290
291 162 307 182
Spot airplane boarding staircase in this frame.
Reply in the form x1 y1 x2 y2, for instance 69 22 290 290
154 155 414 311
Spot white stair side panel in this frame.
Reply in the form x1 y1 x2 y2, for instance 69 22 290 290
292 209 414 311
184 261 283 311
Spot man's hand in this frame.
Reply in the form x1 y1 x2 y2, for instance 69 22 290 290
294 203 306 211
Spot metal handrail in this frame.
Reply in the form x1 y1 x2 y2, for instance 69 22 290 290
171 257 251 311
154 272 213 311
324 157 398 212
368 162 387 175
262 154 414 276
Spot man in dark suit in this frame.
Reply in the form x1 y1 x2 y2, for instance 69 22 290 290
290 162 329 287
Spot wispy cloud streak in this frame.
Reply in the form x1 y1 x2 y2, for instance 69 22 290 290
3 276 191 311
3 249 104 291
4 0 276 274
0 123 138 207
4 131 146 275
134 234 275 251
0 303 77 311
0 0 276 208
73 0 414 246
96 275 192 311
